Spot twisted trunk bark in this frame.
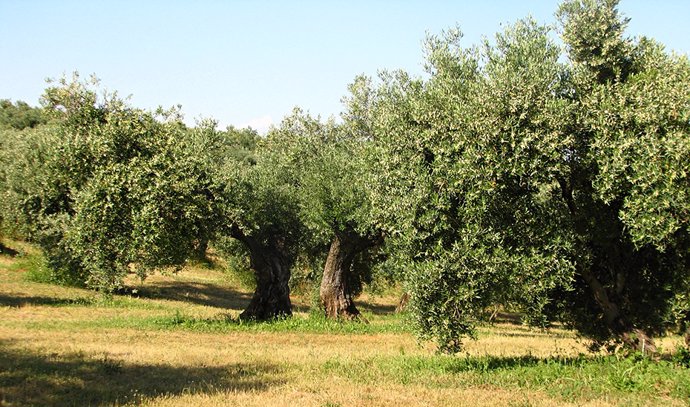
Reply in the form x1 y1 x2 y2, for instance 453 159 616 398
580 268 657 354
396 292 410 313
232 227 292 320
195 237 209 261
320 230 380 320
320 233 361 320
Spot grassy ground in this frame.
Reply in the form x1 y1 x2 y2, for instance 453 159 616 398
1 240 688 407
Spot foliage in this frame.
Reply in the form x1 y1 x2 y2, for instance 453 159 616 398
371 0 690 352
0 100 48 245
0 99 47 130
217 112 306 263
1 74 222 291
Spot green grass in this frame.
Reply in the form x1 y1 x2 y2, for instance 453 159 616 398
319 352 690 404
0 239 81 288
8 244 53 284
13 308 411 335
151 310 411 334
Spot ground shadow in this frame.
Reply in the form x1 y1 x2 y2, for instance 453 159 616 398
0 340 283 407
290 299 397 316
485 330 573 339
0 279 252 313
489 311 524 325
356 301 397 316
291 303 311 314
129 281 252 311
0 294 89 308
0 243 19 257
440 353 588 374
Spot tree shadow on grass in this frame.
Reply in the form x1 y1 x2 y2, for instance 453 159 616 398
128 281 252 311
0 294 90 308
377 353 591 377
0 243 19 257
289 299 397 316
484 330 573 339
0 279 251 313
442 354 562 373
356 302 397 316
0 340 283 407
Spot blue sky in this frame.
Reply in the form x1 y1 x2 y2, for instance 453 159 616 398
2 1 689 132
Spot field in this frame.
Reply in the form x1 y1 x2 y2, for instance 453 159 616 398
1 240 689 407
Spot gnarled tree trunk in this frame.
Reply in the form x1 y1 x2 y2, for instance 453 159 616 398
193 236 209 262
621 328 657 354
320 233 361 319
581 268 657 354
559 177 659 354
396 292 410 313
232 227 292 320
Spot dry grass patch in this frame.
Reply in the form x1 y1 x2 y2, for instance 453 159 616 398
145 379 606 407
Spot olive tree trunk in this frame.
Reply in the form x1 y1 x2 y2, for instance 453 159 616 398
320 233 362 319
320 230 381 320
581 268 657 354
396 292 410 313
194 237 209 261
232 227 292 320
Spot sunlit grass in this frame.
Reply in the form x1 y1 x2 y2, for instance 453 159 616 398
318 352 690 403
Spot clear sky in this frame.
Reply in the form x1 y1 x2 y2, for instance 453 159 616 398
2 1 689 132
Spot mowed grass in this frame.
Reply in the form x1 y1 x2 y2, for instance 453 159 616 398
1 240 688 407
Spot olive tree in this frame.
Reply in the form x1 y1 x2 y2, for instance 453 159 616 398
558 0 690 349
373 0 689 352
310 137 382 320
215 113 307 320
293 87 384 319
0 100 48 254
0 127 14 253
2 75 220 290
224 103 385 321
0 99 47 131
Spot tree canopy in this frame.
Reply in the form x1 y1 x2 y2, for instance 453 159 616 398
369 0 690 352
1 75 221 290
0 99 47 131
